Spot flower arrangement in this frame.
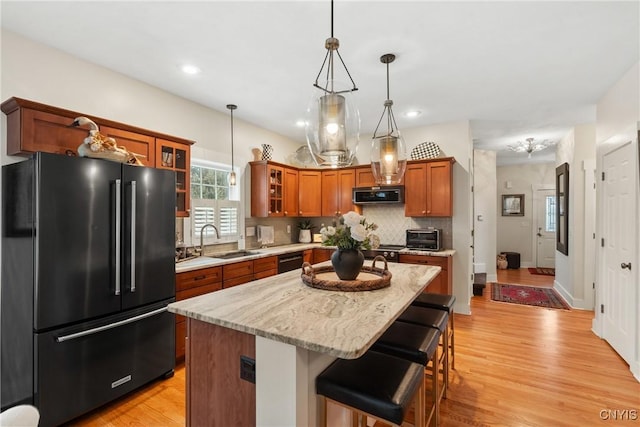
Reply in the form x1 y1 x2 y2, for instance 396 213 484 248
319 211 380 251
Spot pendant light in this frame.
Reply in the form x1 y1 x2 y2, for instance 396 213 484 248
371 53 406 184
227 104 237 186
305 0 360 167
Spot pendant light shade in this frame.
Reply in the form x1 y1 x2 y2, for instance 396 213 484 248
227 104 237 186
305 0 360 167
371 53 406 184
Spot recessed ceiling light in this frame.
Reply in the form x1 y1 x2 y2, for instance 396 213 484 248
404 110 421 118
181 64 201 75
295 120 307 127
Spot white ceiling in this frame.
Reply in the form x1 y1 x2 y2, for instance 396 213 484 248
2 1 638 165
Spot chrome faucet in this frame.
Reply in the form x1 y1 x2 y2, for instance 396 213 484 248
199 223 220 256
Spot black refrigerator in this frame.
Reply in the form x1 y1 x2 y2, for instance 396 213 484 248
1 153 176 426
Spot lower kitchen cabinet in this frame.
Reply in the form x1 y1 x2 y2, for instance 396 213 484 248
253 256 278 279
398 254 452 294
303 249 313 264
223 260 254 288
175 266 223 361
313 247 333 264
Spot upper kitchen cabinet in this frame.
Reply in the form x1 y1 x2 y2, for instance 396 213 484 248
156 139 191 217
298 170 322 217
251 161 300 217
321 169 360 217
354 164 404 187
404 158 455 217
1 97 195 216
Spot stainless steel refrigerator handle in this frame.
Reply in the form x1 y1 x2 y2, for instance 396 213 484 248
56 307 168 343
115 179 121 296
130 180 136 292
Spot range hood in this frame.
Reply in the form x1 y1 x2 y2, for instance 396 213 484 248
352 186 404 204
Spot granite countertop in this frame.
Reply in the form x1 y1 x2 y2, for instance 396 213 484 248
175 243 455 273
168 261 441 359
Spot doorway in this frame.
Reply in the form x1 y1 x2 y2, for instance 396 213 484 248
533 189 556 269
600 140 636 365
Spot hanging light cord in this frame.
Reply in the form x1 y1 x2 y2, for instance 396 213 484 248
313 0 358 94
373 54 398 138
230 108 234 170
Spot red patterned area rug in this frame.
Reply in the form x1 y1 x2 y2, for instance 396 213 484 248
528 267 555 276
491 283 570 310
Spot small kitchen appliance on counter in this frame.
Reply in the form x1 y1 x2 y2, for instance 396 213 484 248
406 228 442 251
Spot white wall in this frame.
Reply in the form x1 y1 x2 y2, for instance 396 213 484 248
594 61 640 380
360 121 474 315
496 163 556 266
555 124 596 309
473 150 497 282
1 29 302 167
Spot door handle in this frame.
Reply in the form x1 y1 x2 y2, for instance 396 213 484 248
130 180 137 292
537 227 542 237
621 262 632 270
115 179 121 296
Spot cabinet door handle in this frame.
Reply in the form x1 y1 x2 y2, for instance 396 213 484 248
194 275 206 281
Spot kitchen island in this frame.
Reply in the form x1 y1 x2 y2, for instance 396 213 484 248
168 261 441 427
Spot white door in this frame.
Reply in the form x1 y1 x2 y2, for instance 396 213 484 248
601 141 636 364
536 189 556 268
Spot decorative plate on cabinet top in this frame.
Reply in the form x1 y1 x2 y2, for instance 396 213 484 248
410 141 441 160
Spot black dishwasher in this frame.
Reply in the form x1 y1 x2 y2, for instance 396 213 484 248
278 252 304 274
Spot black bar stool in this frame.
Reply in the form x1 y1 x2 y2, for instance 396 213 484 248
316 350 426 427
397 306 449 400
372 321 441 426
412 293 456 372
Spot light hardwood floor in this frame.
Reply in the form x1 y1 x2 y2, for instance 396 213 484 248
69 269 639 426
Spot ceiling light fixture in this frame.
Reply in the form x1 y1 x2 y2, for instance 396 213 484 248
404 110 421 118
227 104 237 186
371 53 406 185
508 137 553 158
305 0 360 167
181 64 200 75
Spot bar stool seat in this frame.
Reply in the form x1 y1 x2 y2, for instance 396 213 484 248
316 350 426 427
372 321 441 426
397 306 449 400
372 321 439 366
412 293 456 371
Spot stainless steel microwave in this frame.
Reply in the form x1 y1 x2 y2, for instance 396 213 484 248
406 228 442 251
352 186 404 204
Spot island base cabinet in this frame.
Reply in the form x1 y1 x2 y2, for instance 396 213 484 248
187 319 256 427
398 254 452 294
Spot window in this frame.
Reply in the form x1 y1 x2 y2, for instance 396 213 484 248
190 163 240 243
545 195 556 232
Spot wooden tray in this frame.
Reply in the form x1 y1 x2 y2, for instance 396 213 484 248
301 256 392 291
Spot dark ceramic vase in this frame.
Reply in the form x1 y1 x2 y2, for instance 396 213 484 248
331 249 364 280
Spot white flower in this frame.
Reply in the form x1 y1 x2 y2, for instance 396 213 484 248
325 226 336 236
350 223 367 242
342 211 363 228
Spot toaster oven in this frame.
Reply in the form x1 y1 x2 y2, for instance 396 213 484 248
406 228 442 251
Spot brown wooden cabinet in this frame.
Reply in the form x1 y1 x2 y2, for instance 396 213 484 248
398 254 452 294
1 97 194 216
283 167 299 217
354 165 404 187
250 161 286 217
321 169 359 217
100 126 155 167
175 266 223 361
253 255 278 279
156 138 191 217
298 170 322 217
223 260 254 288
404 158 454 217
313 247 333 264
303 249 313 264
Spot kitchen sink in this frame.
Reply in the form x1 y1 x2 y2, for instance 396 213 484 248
211 250 259 260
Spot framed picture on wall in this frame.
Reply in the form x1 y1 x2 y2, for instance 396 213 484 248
502 194 524 216
556 163 569 255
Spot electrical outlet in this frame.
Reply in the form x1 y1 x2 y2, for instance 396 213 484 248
286 225 291 234
240 355 255 384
